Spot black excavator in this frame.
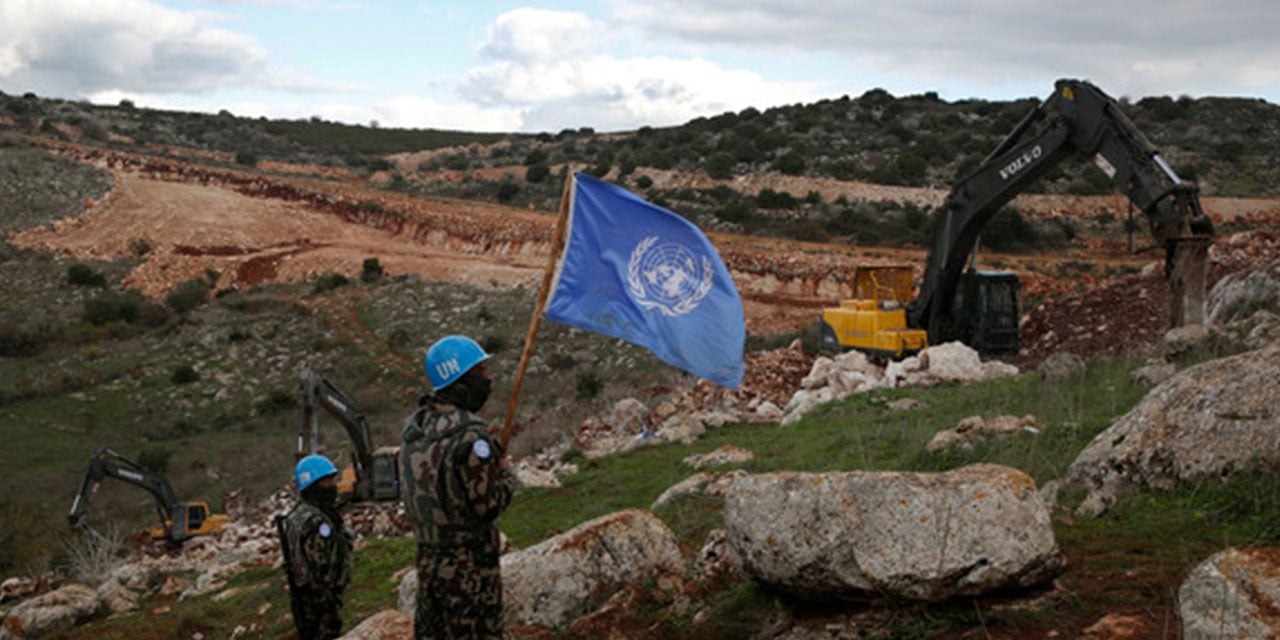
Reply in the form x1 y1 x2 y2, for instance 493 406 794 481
297 367 400 503
68 448 230 543
823 78 1215 356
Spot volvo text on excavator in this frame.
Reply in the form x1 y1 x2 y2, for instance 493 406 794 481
822 78 1215 357
297 367 400 503
68 448 230 544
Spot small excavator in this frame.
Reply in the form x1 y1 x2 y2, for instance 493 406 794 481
68 448 230 544
297 367 400 503
822 78 1215 357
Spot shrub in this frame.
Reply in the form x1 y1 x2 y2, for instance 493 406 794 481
575 373 603 400
774 151 806 176
525 164 551 184
255 388 295 415
497 182 521 203
171 365 199 384
165 278 212 315
480 333 508 353
361 257 384 283
0 324 45 357
312 272 350 294
136 447 174 474
234 151 259 166
705 152 736 180
444 153 470 171
67 263 107 287
634 175 653 189
83 289 144 326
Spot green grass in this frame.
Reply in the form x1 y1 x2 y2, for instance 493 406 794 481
28 348 1280 639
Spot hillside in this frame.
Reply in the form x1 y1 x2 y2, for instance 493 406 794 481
2 87 1280 638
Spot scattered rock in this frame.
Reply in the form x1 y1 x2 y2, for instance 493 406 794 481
1078 612 1156 639
1179 547 1280 640
1064 343 1280 517
1130 358 1177 386
501 509 686 629
724 464 1065 601
650 470 747 511
1206 258 1280 324
0 584 99 640
1037 352 1086 382
337 610 412 640
95 581 137 615
683 445 754 470
926 414 1039 452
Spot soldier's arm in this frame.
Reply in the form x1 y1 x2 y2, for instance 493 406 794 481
456 430 515 522
298 516 346 589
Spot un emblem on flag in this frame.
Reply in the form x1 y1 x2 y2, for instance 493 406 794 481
627 236 714 316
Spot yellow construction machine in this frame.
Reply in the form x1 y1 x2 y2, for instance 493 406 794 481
822 78 1215 359
820 265 928 359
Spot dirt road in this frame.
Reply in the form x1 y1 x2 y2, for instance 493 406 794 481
11 144 1278 344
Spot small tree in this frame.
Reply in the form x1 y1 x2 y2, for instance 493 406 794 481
312 272 350 294
361 257 384 283
165 278 212 315
67 263 107 287
497 181 520 203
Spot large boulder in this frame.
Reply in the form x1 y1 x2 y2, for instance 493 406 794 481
724 464 1064 601
884 341 1019 388
1207 259 1280 324
0 584 99 639
1179 547 1280 639
1062 343 1280 516
501 509 685 629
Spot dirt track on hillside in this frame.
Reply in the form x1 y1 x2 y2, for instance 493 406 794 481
10 143 1280 353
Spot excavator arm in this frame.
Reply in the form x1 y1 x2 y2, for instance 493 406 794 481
298 368 399 501
68 448 181 538
909 78 1214 349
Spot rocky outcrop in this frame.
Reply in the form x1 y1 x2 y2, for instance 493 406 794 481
1207 258 1280 324
0 584 99 640
1179 547 1280 639
1037 352 1086 382
650 470 748 511
1062 343 1280 517
683 445 755 470
926 414 1039 452
784 342 1019 426
500 509 686 629
724 464 1064 601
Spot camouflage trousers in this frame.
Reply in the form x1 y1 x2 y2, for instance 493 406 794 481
291 588 343 640
414 537 503 640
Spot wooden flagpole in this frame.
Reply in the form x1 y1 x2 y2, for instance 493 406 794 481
499 170 575 450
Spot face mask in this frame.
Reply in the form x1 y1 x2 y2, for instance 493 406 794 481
439 369 491 412
304 484 339 512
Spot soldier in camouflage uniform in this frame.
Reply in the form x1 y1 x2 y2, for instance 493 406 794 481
278 454 353 640
400 335 517 639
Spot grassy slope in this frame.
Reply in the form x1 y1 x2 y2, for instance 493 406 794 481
38 354 1280 639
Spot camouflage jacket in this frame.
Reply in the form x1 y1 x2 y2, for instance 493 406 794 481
280 501 353 593
399 402 516 547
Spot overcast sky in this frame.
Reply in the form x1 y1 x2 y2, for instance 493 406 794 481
1 0 1276 133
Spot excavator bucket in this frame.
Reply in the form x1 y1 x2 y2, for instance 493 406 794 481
1168 237 1211 326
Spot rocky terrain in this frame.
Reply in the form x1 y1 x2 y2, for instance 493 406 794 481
4 118 1280 639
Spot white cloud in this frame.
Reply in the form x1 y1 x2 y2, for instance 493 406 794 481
607 0 1280 102
461 8 822 132
0 0 321 98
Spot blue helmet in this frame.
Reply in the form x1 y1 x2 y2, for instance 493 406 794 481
425 335 490 392
295 454 338 491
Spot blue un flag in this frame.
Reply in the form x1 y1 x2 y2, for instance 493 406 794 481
544 173 745 389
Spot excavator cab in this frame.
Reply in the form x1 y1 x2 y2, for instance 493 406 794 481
820 265 929 359
951 270 1020 356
